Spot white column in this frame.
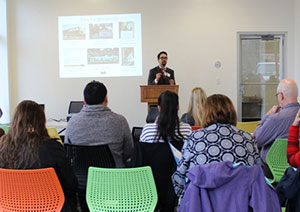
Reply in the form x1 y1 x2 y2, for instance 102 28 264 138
0 0 10 124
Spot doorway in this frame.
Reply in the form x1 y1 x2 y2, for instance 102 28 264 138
238 33 286 121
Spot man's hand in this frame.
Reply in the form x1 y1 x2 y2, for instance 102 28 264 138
169 79 175 85
292 109 300 126
266 105 281 116
155 73 162 81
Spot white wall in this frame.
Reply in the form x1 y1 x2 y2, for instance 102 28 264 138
7 0 296 127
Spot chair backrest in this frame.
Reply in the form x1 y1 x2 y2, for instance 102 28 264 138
0 125 9 134
132 127 143 144
0 167 64 212
47 127 63 144
266 138 290 183
236 121 260 133
68 101 84 114
86 166 157 212
146 107 159 123
64 143 115 190
131 141 183 211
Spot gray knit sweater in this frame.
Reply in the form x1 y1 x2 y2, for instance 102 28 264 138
65 104 133 168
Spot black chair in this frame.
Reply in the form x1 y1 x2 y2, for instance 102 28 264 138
68 101 84 114
64 143 116 212
131 141 184 212
131 127 143 144
146 106 159 123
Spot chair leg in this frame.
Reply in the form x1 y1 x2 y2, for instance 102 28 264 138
78 190 89 212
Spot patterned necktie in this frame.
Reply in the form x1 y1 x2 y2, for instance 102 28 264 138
161 68 165 77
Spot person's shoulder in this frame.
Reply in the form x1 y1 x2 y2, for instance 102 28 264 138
180 122 191 128
39 139 64 157
143 122 157 129
181 113 187 119
230 125 254 140
66 111 83 123
41 138 63 148
166 67 174 72
108 110 129 123
279 103 300 116
149 66 159 72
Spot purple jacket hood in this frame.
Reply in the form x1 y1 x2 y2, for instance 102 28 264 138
186 161 250 189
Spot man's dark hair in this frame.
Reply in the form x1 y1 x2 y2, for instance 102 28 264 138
84 81 107 105
157 51 168 59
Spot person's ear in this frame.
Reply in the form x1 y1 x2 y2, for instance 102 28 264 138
84 100 87 105
177 105 180 111
104 95 108 105
158 105 161 112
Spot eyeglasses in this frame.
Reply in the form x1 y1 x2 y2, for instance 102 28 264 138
275 92 282 97
159 57 168 60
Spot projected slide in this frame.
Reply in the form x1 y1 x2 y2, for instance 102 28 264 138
58 13 142 78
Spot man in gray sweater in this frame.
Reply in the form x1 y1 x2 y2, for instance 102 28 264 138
65 81 133 168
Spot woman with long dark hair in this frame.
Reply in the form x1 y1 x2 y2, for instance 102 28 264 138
0 100 78 211
140 90 191 143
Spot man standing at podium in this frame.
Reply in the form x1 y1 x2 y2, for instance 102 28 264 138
148 51 175 85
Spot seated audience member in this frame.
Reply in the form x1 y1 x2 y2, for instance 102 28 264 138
65 80 133 168
254 78 299 176
0 100 78 212
277 110 300 211
140 90 192 144
181 87 207 126
287 108 300 167
172 94 260 198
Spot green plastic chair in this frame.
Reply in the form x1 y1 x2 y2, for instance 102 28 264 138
0 125 8 134
86 166 158 212
266 138 290 183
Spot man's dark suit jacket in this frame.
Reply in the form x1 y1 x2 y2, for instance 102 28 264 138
148 66 175 85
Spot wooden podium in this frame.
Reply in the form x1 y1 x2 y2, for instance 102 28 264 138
140 85 179 110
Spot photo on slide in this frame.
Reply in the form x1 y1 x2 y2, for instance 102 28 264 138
119 22 134 39
63 24 86 40
89 23 113 39
122 48 134 66
87 48 119 64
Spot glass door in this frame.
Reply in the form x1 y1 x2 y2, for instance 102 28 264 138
238 34 285 122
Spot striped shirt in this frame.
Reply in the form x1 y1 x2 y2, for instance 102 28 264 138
139 122 192 143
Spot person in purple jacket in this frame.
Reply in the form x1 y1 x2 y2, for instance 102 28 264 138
172 94 260 199
179 161 281 212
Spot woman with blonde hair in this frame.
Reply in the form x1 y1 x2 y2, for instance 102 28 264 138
0 100 78 212
173 94 260 198
181 87 207 126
